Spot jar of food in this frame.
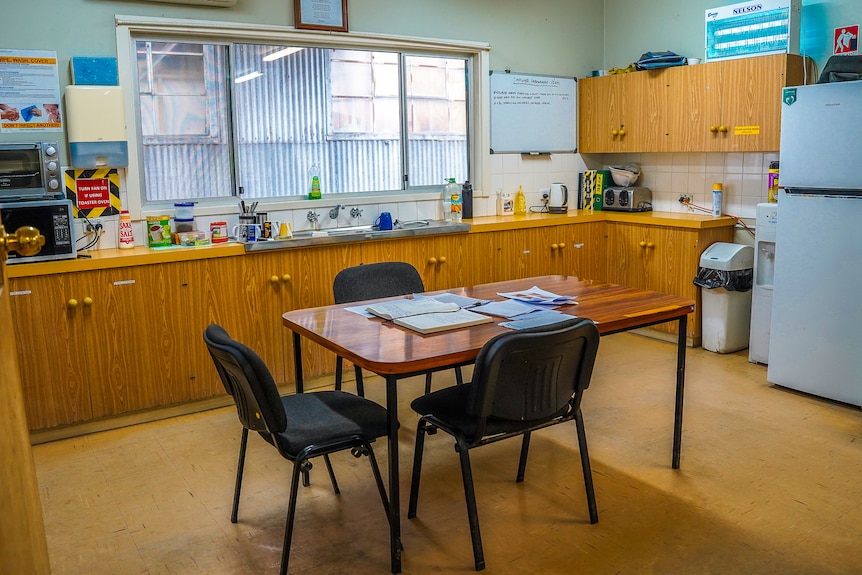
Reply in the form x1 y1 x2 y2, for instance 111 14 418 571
210 221 228 243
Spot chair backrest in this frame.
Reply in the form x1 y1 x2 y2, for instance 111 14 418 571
333 261 424 304
468 318 600 434
203 324 286 434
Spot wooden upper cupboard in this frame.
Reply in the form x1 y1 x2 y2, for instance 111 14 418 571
579 54 811 153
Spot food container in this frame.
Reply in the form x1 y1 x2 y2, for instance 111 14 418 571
210 221 228 243
146 215 171 247
174 202 194 220
174 218 195 233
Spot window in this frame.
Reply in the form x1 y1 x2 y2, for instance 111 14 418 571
132 30 472 206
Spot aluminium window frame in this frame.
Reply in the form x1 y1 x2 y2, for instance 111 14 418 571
115 14 491 220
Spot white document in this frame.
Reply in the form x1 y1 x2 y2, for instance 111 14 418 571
471 299 542 319
413 292 491 309
365 297 459 320
500 310 576 330
497 285 578 306
393 308 494 334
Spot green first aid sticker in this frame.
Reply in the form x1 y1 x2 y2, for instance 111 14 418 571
783 88 797 106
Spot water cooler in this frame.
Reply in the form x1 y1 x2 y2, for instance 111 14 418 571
749 203 778 364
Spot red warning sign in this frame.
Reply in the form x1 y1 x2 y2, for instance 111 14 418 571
76 179 111 209
834 25 859 55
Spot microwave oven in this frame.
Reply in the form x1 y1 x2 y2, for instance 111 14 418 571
0 199 76 263
0 141 63 200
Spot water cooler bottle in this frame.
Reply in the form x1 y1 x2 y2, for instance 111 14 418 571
749 203 778 364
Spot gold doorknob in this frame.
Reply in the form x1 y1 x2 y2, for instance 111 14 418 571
0 225 45 259
67 299 79 309
611 129 619 136
83 297 94 306
428 257 437 264
439 256 447 264
718 125 728 133
282 274 291 282
639 240 647 248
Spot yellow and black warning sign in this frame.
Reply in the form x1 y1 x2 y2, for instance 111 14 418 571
64 168 121 218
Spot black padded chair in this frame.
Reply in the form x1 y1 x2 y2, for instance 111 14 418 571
407 318 601 571
203 324 392 575
332 261 463 396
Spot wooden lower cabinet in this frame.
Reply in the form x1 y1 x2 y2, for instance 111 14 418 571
361 235 465 291
604 221 732 342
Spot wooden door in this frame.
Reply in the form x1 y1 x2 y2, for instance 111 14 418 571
567 222 607 281
523 225 570 277
664 63 723 152
360 236 462 291
578 75 618 153
8 274 92 429
618 70 664 153
0 222 51 574
605 222 650 289
465 230 524 285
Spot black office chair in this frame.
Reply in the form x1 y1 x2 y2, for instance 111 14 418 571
332 261 463 396
407 318 601 571
203 324 392 575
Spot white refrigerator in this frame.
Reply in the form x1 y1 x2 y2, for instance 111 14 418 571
768 80 862 405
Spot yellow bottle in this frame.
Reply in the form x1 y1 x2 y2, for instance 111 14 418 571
514 185 527 215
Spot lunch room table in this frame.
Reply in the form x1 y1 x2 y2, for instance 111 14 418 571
282 275 695 574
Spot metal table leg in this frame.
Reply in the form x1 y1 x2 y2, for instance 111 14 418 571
672 315 687 469
292 332 304 394
385 374 402 573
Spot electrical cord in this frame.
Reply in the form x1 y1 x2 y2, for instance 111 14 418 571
678 196 755 238
76 214 103 252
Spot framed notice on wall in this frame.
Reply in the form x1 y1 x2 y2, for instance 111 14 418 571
489 71 577 154
295 0 348 32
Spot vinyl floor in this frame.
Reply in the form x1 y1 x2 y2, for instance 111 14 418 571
32 332 862 574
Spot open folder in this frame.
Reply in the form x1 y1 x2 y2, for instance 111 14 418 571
365 297 493 334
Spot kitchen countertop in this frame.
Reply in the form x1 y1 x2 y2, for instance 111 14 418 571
7 210 734 278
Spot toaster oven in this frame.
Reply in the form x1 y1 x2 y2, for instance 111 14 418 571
0 141 63 201
603 186 652 212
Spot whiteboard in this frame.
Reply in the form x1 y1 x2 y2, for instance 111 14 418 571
490 71 577 154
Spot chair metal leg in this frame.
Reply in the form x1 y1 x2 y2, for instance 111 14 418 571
424 372 433 395
574 409 598 524
231 427 249 523
323 454 340 494
354 365 365 397
300 460 312 487
335 356 344 391
455 366 464 386
280 458 305 575
364 442 392 526
516 431 531 483
455 437 485 571
407 418 429 519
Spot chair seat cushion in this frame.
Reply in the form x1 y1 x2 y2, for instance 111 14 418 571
411 385 569 444
272 391 392 457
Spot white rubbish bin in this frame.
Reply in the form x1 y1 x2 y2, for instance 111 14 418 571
694 243 754 353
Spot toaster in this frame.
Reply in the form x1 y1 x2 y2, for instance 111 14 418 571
603 186 652 212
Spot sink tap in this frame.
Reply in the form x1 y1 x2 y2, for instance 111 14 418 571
307 210 320 229
328 204 346 220
350 206 364 219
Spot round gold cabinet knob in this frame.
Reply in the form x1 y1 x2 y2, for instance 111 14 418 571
270 275 280 284
646 242 655 249
282 274 291 282
639 241 647 248
611 129 619 136
718 125 728 133
558 242 566 249
618 129 626 137
438 256 446 264
709 125 719 133
551 243 559 250
428 257 437 265
83 297 94 306
67 299 79 309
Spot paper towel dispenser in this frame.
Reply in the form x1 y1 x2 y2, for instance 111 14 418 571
64 86 129 168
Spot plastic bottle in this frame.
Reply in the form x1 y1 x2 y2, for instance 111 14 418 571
514 185 527 215
712 183 723 217
461 180 473 219
450 188 463 222
768 161 779 203
118 210 135 249
308 163 322 200
496 189 514 216
443 178 458 221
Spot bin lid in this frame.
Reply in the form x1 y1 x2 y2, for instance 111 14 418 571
699 242 754 270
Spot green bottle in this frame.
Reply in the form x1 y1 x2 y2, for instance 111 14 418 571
308 163 322 200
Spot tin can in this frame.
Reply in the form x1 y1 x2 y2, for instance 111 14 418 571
210 221 228 243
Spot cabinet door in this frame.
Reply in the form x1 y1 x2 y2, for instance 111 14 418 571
361 236 463 292
465 230 526 285
579 75 618 153
567 222 607 281
579 72 663 153
664 63 724 151
81 264 189 418
8 275 92 429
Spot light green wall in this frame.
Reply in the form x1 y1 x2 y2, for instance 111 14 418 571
603 0 862 72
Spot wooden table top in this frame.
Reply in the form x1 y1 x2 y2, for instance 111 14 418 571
282 275 694 376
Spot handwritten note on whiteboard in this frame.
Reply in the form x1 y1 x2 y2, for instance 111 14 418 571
489 71 577 154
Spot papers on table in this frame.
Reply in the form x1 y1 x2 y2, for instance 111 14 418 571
499 309 576 330
471 299 544 319
413 292 491 309
365 298 459 320
496 286 577 306
393 308 494 334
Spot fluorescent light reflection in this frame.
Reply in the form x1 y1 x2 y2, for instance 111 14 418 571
263 47 304 62
234 71 263 84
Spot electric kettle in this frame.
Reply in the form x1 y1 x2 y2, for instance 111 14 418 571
549 183 568 213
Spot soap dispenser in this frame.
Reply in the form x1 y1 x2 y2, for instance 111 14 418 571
514 185 527 215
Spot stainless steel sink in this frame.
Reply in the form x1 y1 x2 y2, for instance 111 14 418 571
243 220 469 252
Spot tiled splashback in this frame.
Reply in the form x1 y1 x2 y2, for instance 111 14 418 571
77 151 775 250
